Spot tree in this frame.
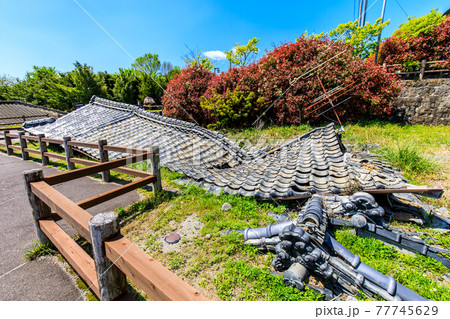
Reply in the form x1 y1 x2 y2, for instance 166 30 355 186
182 46 215 71
328 18 390 59
0 75 21 101
394 8 445 40
161 62 174 75
65 62 105 104
132 53 161 74
113 69 139 104
224 37 260 67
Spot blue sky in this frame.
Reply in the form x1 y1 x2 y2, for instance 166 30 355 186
0 0 448 78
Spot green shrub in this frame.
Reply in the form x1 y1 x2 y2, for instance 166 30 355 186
201 87 265 129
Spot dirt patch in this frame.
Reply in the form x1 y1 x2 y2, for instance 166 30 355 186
159 214 204 253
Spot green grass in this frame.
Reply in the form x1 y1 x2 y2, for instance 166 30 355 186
214 260 322 301
334 229 450 300
381 143 439 180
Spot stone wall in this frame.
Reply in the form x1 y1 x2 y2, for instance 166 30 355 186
390 79 449 125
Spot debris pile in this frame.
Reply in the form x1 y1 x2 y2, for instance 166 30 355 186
243 192 450 300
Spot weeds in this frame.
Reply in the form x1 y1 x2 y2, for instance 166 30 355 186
334 229 450 300
24 241 56 260
214 260 322 301
381 143 438 179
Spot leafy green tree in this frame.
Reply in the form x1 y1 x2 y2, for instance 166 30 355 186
113 69 139 104
65 62 105 104
97 71 116 99
20 66 64 108
328 18 390 59
224 37 260 67
0 75 20 101
393 8 445 39
132 53 161 74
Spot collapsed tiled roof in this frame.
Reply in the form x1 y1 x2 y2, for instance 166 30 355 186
26 96 413 200
0 100 65 126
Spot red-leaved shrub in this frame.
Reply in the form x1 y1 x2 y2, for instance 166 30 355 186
162 64 215 123
378 16 450 71
163 37 401 127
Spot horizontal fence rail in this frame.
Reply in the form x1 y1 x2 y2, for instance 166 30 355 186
1 130 207 301
382 60 449 80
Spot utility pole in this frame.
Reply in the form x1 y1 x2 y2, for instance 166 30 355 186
374 0 388 64
358 0 363 26
361 0 368 26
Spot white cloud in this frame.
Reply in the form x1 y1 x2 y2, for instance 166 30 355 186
203 50 227 61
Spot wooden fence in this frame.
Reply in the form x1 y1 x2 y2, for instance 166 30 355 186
0 130 207 301
382 60 449 80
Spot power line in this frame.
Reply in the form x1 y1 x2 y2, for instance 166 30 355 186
72 0 199 124
394 0 409 18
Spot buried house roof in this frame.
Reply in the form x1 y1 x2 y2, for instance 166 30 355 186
0 100 65 126
25 96 443 200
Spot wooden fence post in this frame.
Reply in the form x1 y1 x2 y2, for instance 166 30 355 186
88 212 127 301
3 130 12 156
420 60 426 80
37 134 49 166
151 146 162 193
24 169 52 244
63 136 75 170
17 131 29 160
98 139 110 182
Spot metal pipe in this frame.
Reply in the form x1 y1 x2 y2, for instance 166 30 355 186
358 0 364 26
361 0 368 26
375 0 388 64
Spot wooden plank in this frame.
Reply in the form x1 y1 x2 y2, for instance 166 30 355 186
41 137 64 145
6 133 19 138
69 157 98 166
364 185 444 199
24 148 41 155
103 145 147 154
0 142 5 147
105 236 208 301
39 219 100 297
112 166 153 178
30 181 92 242
70 157 152 178
271 185 445 201
77 175 156 210
67 141 99 149
43 152 66 161
44 152 150 185
8 145 21 150
23 135 39 141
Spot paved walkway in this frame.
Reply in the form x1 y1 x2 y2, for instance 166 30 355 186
0 152 141 300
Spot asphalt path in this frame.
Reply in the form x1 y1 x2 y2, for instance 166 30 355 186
0 152 141 300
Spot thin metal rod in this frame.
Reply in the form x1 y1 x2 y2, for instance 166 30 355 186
358 0 364 26
374 0 387 64
361 0 369 26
